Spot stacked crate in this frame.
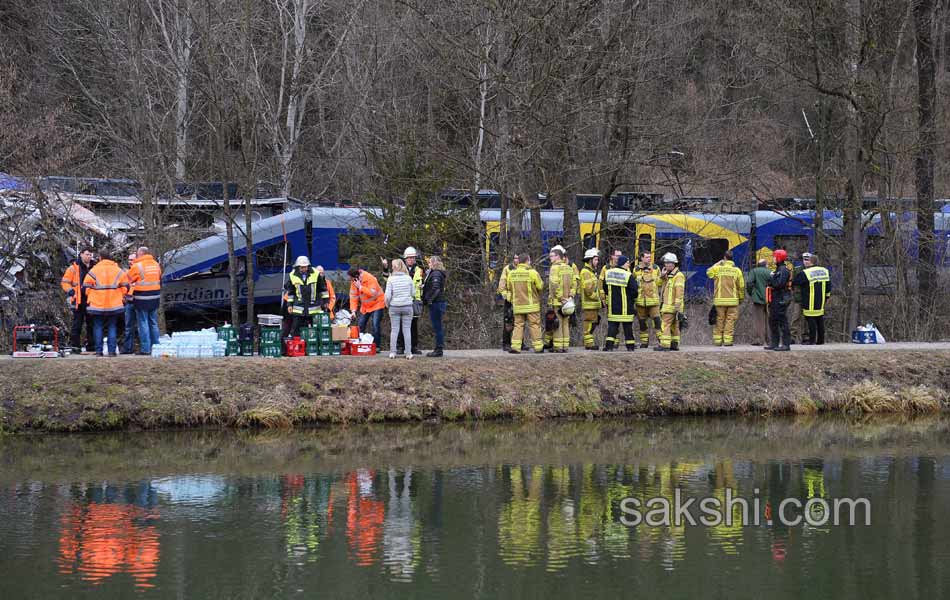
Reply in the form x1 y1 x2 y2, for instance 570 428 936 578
217 324 240 356
259 326 283 358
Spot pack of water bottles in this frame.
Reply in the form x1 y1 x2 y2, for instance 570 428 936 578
151 328 225 358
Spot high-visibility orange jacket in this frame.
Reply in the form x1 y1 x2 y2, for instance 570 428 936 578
83 260 130 315
326 278 337 319
128 254 162 309
61 260 96 309
349 271 385 314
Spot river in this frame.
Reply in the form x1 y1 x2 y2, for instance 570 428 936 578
1 417 948 599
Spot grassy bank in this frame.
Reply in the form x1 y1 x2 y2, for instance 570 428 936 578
2 350 949 433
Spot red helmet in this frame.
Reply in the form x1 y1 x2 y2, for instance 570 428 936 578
773 249 788 263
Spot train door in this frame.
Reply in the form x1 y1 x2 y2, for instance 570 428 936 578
635 223 656 260
580 222 601 250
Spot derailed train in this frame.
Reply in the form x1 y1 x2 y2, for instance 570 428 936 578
162 205 950 319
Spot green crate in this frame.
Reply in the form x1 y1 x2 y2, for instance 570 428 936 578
314 313 330 329
306 342 321 356
239 341 255 356
300 327 319 343
260 344 283 358
225 340 240 356
332 342 342 356
319 332 331 344
217 325 237 342
260 327 282 343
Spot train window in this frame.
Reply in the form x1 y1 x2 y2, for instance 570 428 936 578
488 232 500 268
691 238 729 266
774 235 809 260
338 232 380 265
582 233 597 249
255 242 287 270
654 237 686 266
637 234 652 256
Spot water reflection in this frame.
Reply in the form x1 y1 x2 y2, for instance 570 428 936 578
0 419 948 598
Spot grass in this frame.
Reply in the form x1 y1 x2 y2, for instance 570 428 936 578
1 350 949 433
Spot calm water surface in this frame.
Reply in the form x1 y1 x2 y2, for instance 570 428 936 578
1 418 948 599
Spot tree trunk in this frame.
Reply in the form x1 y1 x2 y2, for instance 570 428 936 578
914 0 938 333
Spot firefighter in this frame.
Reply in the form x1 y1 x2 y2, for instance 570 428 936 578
792 252 831 345
765 249 792 351
579 248 604 350
82 250 130 357
633 251 662 348
655 252 685 351
397 246 424 355
497 255 520 350
599 248 625 284
547 247 576 353
349 266 386 343
285 256 329 337
505 253 544 353
128 246 162 354
706 249 745 346
602 256 639 351
60 247 97 353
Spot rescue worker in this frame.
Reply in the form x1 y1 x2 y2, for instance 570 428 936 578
579 248 604 350
765 249 792 351
128 246 162 354
396 247 424 355
746 259 771 346
655 252 685 351
122 253 138 355
602 256 639 351
61 247 97 353
633 251 662 348
792 252 831 345
505 253 544 353
599 249 625 284
788 255 805 344
547 247 576 353
284 256 329 337
706 250 745 346
82 250 130 357
497 255 520 350
348 265 386 343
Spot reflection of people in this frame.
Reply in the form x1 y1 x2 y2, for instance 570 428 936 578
383 468 417 580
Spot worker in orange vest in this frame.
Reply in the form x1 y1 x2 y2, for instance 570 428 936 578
60 246 97 352
83 250 130 356
128 246 163 354
348 266 385 343
316 265 337 319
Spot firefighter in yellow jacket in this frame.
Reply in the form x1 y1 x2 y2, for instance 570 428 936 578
633 251 662 348
579 248 604 350
655 252 686 351
547 247 577 353
506 254 544 353
706 250 745 346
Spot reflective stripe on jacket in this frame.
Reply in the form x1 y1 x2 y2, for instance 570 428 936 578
548 261 576 308
603 267 638 322
579 265 603 310
287 269 328 315
634 265 661 307
129 254 162 307
83 260 130 315
802 266 830 317
707 260 745 307
506 264 543 314
659 269 686 314
61 261 94 308
349 271 385 313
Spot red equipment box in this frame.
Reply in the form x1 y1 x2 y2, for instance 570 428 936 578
284 336 306 357
349 342 377 356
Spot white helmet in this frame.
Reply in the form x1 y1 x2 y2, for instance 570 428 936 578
551 244 566 254
661 252 678 264
293 255 311 267
584 248 600 260
403 246 418 259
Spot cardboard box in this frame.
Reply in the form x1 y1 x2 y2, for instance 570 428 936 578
331 325 350 342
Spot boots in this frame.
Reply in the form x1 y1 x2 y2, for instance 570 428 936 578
602 342 614 351
625 343 636 352
653 345 669 352
427 348 443 357
670 341 680 351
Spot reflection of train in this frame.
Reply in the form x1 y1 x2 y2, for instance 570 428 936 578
162 204 950 318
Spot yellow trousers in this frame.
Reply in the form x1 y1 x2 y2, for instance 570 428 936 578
636 304 661 345
512 312 543 352
582 309 600 348
553 312 570 350
713 305 739 346
659 312 680 348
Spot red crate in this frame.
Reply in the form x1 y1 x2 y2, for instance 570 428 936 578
349 342 376 356
284 336 306 357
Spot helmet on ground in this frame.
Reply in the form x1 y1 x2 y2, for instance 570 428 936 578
294 255 311 267
403 247 418 259
661 252 678 264
773 249 788 263
583 248 600 260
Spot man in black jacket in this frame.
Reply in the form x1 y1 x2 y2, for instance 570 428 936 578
765 249 791 351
